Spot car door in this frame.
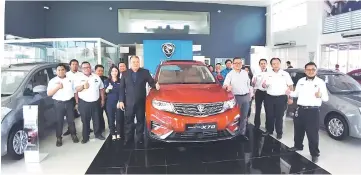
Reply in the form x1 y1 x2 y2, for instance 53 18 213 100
23 67 53 135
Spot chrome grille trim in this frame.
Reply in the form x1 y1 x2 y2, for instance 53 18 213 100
173 102 224 117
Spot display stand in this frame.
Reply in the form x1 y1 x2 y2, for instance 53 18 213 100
23 105 48 163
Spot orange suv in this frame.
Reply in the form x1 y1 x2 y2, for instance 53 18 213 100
145 60 241 143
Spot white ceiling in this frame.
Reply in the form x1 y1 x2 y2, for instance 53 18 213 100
162 0 271 6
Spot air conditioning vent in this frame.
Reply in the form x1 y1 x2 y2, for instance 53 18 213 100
341 32 361 38
274 41 296 47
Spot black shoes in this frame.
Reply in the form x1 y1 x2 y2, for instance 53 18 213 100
63 130 71 136
56 138 62 147
312 156 319 163
276 134 282 139
95 135 106 140
71 134 79 143
262 131 270 136
288 147 303 152
81 139 89 144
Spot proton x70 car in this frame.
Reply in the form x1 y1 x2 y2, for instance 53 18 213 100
1 62 68 159
145 60 241 143
285 68 361 140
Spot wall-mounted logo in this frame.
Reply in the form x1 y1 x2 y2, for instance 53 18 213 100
161 43 175 59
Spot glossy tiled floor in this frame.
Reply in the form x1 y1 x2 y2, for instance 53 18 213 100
86 125 330 174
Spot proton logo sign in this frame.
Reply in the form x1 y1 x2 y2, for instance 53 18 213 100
197 104 205 113
161 42 175 59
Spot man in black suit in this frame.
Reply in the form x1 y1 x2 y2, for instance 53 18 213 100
118 55 160 145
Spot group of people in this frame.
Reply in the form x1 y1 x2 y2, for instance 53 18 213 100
208 57 328 163
47 55 159 147
48 55 328 162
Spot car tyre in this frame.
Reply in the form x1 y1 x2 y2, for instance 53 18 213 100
326 114 349 140
7 125 28 160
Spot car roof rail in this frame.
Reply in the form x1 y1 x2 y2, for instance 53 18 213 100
8 62 48 68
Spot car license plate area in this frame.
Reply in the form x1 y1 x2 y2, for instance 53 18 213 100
186 123 217 132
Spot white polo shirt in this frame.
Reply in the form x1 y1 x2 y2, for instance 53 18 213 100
290 77 329 106
264 69 293 96
223 69 250 95
252 69 268 91
75 73 104 102
47 76 74 101
66 71 82 93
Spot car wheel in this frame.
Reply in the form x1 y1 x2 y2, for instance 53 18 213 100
7 125 28 160
326 114 349 140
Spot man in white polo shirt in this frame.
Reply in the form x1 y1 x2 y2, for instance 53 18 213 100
63 59 88 136
252 58 268 129
75 61 106 144
47 63 79 147
223 57 252 141
262 58 293 139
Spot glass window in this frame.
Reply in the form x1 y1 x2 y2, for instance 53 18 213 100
157 65 215 84
1 70 29 95
319 74 361 93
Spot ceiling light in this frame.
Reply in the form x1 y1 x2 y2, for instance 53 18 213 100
217 10 221 13
43 6 49 10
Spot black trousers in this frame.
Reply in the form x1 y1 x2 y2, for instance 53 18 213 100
124 101 145 142
254 90 267 128
294 106 320 156
78 99 101 140
105 101 124 135
98 99 106 132
265 94 287 135
54 100 76 138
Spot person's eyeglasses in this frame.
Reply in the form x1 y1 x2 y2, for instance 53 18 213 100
233 63 242 65
305 69 316 72
82 67 91 69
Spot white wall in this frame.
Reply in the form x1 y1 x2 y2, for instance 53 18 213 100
267 1 324 65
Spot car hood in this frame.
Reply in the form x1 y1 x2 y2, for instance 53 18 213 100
150 84 232 103
337 93 361 107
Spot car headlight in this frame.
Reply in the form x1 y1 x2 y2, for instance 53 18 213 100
1 107 12 120
152 100 174 112
223 98 236 111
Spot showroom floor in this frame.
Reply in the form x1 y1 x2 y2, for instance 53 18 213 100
85 125 329 174
2 108 361 174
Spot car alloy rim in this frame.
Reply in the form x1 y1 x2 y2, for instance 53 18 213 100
13 130 28 155
328 118 344 137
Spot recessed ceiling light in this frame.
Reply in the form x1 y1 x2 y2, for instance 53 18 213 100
217 10 221 13
43 6 49 10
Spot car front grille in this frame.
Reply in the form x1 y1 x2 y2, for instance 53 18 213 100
173 102 224 116
168 130 232 141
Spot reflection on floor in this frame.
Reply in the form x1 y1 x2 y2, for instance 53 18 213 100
86 125 330 174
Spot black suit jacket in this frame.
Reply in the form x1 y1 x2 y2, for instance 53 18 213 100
119 68 156 116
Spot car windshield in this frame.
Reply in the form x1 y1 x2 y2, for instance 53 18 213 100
157 64 216 84
1 70 28 96
319 74 361 94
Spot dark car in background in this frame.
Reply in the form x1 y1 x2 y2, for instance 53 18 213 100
1 62 68 159
347 69 361 84
285 68 361 141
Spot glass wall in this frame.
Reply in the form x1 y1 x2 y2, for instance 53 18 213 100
272 46 308 69
321 42 361 73
3 39 119 74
